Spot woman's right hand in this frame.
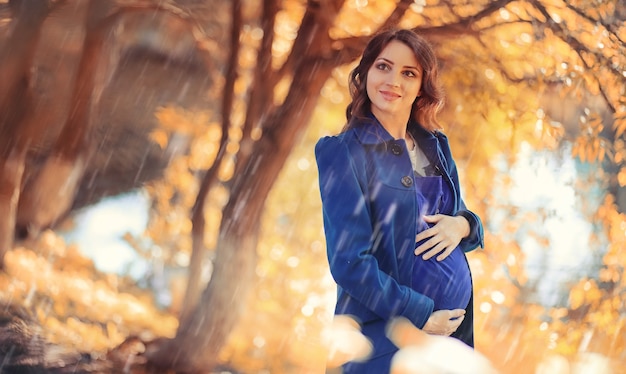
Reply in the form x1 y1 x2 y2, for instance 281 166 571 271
422 309 465 336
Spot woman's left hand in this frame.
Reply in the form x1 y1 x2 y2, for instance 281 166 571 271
414 214 470 261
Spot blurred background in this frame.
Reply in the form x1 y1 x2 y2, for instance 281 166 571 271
0 0 624 373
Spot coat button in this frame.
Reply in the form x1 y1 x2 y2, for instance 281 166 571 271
401 176 413 187
391 144 403 155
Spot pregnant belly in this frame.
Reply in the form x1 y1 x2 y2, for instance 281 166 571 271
411 247 472 311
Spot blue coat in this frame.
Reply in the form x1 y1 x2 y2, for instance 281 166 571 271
315 116 484 370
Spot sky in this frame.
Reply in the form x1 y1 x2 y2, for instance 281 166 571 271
60 190 151 279
491 141 604 307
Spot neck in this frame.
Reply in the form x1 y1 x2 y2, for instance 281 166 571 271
373 111 410 140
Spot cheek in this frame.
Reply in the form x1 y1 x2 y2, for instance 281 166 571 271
417 79 424 94
408 81 422 98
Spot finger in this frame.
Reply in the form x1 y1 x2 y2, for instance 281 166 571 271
414 239 435 255
448 309 466 319
421 242 446 260
451 308 465 317
451 315 465 328
436 246 455 261
423 214 442 223
449 317 464 333
422 245 442 260
414 236 438 255
415 227 436 244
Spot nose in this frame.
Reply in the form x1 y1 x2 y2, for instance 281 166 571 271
387 71 401 87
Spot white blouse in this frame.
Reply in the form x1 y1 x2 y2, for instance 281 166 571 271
407 135 429 176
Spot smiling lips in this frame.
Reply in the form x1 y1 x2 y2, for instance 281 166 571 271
380 90 401 101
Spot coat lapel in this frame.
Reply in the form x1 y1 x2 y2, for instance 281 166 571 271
409 125 440 167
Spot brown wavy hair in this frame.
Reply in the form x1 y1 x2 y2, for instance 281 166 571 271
343 29 445 133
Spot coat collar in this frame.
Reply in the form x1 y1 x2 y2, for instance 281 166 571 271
350 114 442 162
351 116 394 145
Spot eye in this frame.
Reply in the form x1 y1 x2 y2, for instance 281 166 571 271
403 70 418 78
375 62 391 71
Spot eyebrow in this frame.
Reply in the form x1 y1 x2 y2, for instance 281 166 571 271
376 57 420 72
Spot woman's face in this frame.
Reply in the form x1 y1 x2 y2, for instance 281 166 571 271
366 40 423 124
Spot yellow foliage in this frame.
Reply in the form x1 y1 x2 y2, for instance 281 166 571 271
569 285 586 310
154 106 213 136
149 129 169 149
1 232 178 354
618 167 626 187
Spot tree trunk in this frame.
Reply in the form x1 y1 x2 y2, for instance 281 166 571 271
15 1 125 237
180 0 242 324
149 55 335 371
0 0 53 267
0 151 26 268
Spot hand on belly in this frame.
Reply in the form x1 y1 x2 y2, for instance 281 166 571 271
411 248 471 310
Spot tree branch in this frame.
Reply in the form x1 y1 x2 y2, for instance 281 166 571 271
180 0 243 324
377 0 413 32
273 0 345 85
329 0 517 67
220 0 242 138
241 0 279 143
561 0 625 46
234 0 279 177
416 0 516 39
473 31 532 84
529 0 625 107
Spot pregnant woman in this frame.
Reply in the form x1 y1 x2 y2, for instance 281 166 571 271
315 29 484 373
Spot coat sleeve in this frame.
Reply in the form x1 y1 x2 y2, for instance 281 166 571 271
456 209 484 252
437 133 484 252
315 136 434 328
